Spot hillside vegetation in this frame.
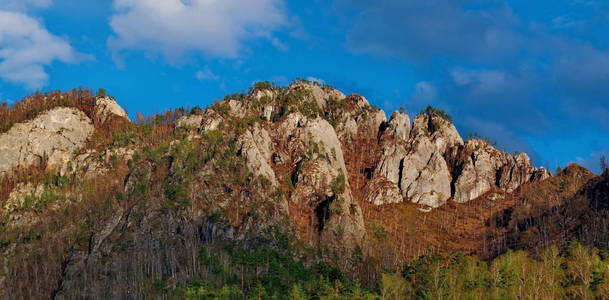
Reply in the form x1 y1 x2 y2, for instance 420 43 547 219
0 81 607 299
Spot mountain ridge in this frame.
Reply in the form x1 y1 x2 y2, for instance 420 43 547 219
0 81 605 299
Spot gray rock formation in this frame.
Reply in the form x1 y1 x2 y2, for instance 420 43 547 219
288 82 346 110
238 124 278 186
200 109 224 132
273 112 365 249
368 111 548 208
452 140 547 203
95 97 129 123
0 107 95 177
176 114 203 130
388 111 410 140
453 140 504 203
291 157 364 250
364 177 403 205
372 114 462 208
121 84 549 211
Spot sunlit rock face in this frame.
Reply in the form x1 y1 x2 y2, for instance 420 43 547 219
0 107 95 177
95 97 129 124
366 111 546 208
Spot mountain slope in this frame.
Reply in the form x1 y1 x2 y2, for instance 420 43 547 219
0 82 604 299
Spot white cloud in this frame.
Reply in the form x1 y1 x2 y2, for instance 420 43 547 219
0 10 82 89
270 37 288 51
451 68 506 87
195 67 218 80
0 0 52 11
450 68 510 97
414 81 436 100
575 148 609 174
306 77 325 84
109 0 287 62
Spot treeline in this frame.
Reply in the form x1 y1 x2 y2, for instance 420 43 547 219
0 88 102 133
165 241 609 300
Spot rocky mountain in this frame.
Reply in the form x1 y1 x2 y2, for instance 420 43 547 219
0 82 604 299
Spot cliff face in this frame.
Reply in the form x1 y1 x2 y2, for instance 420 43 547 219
0 83 570 298
175 83 548 212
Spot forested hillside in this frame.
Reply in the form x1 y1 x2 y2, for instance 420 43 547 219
1 80 608 299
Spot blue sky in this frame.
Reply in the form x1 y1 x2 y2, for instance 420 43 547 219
1 0 608 173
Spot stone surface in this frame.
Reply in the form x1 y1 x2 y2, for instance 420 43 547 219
411 114 463 154
373 113 463 207
453 139 548 203
95 97 129 123
0 107 95 176
263 105 274 121
531 167 551 181
453 140 504 203
200 109 224 132
288 82 346 110
4 182 44 212
251 88 278 101
176 114 203 130
238 124 278 186
364 177 403 205
388 111 410 140
227 100 247 118
291 157 364 250
303 118 349 176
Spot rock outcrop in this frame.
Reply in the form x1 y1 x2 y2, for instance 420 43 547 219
371 114 463 208
95 97 129 123
387 111 410 140
176 114 203 130
0 107 95 177
288 82 345 110
238 124 278 186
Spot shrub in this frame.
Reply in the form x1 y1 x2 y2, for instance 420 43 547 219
163 180 189 211
223 93 246 101
420 105 452 122
252 81 276 90
0 88 99 134
466 132 498 148
331 173 346 194
97 88 107 98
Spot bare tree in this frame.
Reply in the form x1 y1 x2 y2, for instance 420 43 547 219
601 155 608 173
